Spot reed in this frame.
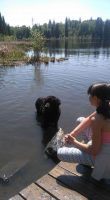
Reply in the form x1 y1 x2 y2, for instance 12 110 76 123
0 43 29 66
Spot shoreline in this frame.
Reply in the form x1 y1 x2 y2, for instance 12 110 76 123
0 57 68 67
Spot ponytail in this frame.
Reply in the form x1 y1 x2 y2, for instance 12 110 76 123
96 100 110 119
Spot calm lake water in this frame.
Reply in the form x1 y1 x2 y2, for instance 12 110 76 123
0 44 110 199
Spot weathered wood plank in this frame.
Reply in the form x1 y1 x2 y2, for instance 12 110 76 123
36 173 87 200
59 162 110 192
59 162 92 177
9 194 24 200
59 162 80 175
19 182 56 200
49 164 110 200
10 162 110 200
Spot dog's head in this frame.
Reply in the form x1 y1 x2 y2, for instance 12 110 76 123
44 96 61 111
35 96 61 114
35 96 61 128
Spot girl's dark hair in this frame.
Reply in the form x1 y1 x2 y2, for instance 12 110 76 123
87 83 110 118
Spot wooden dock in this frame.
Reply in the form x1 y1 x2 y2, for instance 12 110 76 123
10 162 110 200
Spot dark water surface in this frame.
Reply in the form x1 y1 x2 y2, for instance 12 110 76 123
0 46 110 199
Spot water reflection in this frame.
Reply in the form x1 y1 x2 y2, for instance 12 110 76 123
0 66 12 89
47 47 110 59
27 40 110 59
46 39 110 58
47 39 110 49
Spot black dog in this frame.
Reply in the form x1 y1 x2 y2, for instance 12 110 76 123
35 95 62 162
35 95 61 129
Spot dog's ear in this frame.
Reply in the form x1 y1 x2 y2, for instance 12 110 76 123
35 100 38 109
35 98 40 108
51 98 61 107
56 98 61 105
53 97 61 106
35 97 44 109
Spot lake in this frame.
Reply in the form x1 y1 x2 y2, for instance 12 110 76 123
0 44 110 199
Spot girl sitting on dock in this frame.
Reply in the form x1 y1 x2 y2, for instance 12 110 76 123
57 82 110 181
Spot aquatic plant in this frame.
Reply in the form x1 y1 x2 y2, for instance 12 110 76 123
0 45 9 64
31 31 45 58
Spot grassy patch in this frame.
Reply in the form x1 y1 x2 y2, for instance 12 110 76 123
0 43 29 66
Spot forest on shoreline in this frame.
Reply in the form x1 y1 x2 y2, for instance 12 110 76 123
0 12 110 43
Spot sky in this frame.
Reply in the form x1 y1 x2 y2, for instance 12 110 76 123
0 0 110 27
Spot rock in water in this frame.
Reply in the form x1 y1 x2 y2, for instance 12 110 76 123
45 128 65 162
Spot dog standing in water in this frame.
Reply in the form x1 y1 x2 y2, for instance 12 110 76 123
35 96 61 145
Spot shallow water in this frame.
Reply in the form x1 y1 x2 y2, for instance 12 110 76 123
0 47 110 199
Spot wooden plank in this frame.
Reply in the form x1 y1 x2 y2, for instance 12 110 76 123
59 162 92 177
49 164 110 200
59 162 110 192
9 194 24 200
59 162 81 175
36 173 87 200
20 182 56 200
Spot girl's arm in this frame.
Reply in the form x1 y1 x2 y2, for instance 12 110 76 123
66 111 96 138
68 115 102 156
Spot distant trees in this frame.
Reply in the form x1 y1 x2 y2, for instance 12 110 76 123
92 17 104 41
0 13 11 35
1 12 110 43
65 17 69 38
11 26 31 40
32 17 110 43
103 20 110 42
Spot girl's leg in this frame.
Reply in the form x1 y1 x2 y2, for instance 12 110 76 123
57 146 94 166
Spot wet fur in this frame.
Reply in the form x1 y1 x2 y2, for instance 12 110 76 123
35 96 61 129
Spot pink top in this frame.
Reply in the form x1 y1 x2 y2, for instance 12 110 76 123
101 132 110 144
92 132 110 160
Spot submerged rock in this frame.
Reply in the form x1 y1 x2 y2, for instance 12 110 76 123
45 128 65 162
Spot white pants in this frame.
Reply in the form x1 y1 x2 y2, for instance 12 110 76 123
57 145 94 166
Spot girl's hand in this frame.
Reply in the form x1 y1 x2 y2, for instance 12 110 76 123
64 134 77 144
67 135 77 144
64 133 71 142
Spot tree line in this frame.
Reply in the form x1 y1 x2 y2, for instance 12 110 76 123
0 12 110 42
33 17 110 42
0 13 11 35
